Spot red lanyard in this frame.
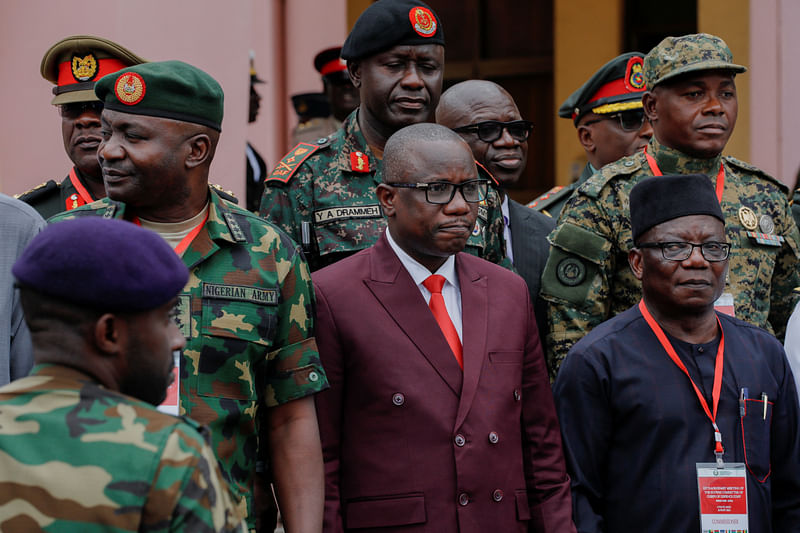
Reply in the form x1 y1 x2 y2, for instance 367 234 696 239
132 210 209 256
638 300 726 466
644 150 725 204
67 168 95 206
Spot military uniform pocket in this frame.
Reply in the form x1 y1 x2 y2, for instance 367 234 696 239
541 223 610 305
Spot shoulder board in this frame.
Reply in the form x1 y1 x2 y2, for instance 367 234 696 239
581 155 643 199
211 184 238 204
529 185 572 210
267 141 329 185
724 156 788 192
475 161 500 187
794 287 800 295
15 180 58 202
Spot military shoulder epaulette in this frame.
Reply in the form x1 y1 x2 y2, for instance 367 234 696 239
724 156 788 192
15 180 58 202
529 184 572 211
211 183 238 204
581 156 642 199
267 140 330 184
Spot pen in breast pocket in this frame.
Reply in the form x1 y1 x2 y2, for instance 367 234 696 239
762 393 768 420
739 387 748 417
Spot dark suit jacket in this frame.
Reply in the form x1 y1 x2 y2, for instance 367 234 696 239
312 232 574 533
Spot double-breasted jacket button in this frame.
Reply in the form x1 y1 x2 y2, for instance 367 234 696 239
454 434 466 447
392 393 404 406
488 431 499 444
513 389 521 401
458 492 470 506
492 489 504 502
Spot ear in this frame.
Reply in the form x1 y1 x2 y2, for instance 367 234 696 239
576 124 596 154
347 60 362 89
185 134 212 169
376 183 397 217
642 91 658 123
93 313 125 356
628 248 645 281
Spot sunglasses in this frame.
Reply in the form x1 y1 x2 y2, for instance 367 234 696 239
583 109 645 131
58 101 104 120
453 120 534 143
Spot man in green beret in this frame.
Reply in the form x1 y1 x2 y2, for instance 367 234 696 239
17 35 145 218
529 52 653 219
541 33 800 379
50 60 328 533
259 0 509 272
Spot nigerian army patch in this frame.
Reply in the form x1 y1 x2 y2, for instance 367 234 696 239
267 142 319 183
202 283 278 305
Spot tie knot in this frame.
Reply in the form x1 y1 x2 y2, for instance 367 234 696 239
423 274 446 294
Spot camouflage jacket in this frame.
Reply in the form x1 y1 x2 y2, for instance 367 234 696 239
542 137 800 378
259 110 509 271
528 163 594 220
0 364 246 532
50 188 329 527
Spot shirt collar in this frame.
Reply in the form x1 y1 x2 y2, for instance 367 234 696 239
385 228 458 289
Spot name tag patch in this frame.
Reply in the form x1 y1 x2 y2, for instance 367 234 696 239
203 283 278 305
314 204 382 224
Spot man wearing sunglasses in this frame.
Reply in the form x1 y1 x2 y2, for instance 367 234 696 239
437 80 555 338
17 36 145 219
313 123 575 533
542 34 800 379
529 52 652 219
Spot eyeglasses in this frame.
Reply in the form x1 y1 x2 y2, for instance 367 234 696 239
389 179 489 204
58 101 104 119
637 241 731 262
583 109 646 131
452 120 533 143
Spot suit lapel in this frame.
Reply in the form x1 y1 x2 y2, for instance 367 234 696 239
508 200 530 266
364 234 463 396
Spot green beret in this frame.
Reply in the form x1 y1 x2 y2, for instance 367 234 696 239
342 0 444 61
644 33 746 90
559 52 646 125
94 60 224 131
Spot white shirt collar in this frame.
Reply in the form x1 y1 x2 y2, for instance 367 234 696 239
385 228 458 289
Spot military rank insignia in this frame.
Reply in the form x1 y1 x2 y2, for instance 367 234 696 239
65 193 86 211
267 142 319 183
115 72 146 105
625 56 645 92
738 206 758 230
71 53 98 82
350 151 370 173
410 6 437 37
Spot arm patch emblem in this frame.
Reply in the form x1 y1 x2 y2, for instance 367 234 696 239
267 143 319 184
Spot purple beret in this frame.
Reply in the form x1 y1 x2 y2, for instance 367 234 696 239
13 218 188 311
630 174 725 242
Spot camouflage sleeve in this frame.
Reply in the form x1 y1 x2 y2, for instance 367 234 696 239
540 192 614 380
264 238 329 407
768 199 800 340
463 185 512 269
258 166 313 250
148 424 247 532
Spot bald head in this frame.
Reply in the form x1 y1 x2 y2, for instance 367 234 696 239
384 122 475 183
436 80 527 188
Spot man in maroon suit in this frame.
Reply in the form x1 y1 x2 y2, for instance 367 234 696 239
312 123 574 533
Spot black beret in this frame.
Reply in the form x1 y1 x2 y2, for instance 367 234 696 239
559 52 646 125
342 0 444 61
13 218 188 312
630 174 725 242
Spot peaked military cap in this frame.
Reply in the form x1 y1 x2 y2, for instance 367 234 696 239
314 46 347 77
630 174 725 242
342 0 445 61
291 93 331 120
644 33 746 89
13 218 188 312
41 35 147 106
559 52 646 125
94 60 224 131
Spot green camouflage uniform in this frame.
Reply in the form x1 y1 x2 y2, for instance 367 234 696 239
0 364 246 532
528 164 594 220
542 137 800 378
259 110 510 271
50 188 329 528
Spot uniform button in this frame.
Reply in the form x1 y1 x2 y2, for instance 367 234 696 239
513 389 521 401
458 492 469 506
454 434 466 447
492 489 504 502
392 393 404 406
488 431 499 444
308 371 319 382
624 160 634 167
697 346 705 353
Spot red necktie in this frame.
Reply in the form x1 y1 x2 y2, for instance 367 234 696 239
422 275 463 369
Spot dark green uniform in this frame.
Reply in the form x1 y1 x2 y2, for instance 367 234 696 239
50 188 328 528
0 364 246 532
528 164 594 219
259 110 509 271
541 138 800 378
16 167 98 219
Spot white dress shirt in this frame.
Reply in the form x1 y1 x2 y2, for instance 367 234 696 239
501 194 513 264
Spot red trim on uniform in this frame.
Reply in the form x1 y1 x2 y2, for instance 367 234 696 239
350 151 370 173
267 143 320 183
320 58 347 76
57 58 129 87
66 167 95 210
587 78 637 106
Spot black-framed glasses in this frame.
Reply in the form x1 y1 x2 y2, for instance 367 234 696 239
583 109 645 131
638 241 731 262
58 101 104 119
390 179 489 204
452 120 533 143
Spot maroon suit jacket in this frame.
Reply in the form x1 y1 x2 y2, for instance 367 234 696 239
312 233 574 533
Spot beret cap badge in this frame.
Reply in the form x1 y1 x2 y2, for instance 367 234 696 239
114 72 146 106
410 6 437 37
71 53 98 82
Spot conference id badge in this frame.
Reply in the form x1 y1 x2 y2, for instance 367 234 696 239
714 292 735 317
158 350 181 416
696 463 748 532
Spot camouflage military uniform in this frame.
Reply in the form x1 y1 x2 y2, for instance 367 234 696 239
542 137 800 378
259 110 509 271
528 163 594 219
0 364 246 532
50 188 329 528
791 188 800 231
